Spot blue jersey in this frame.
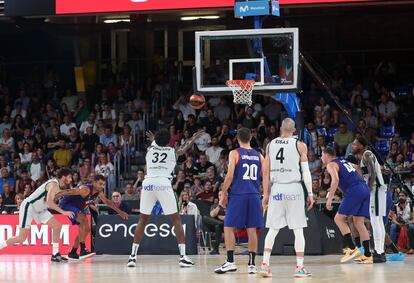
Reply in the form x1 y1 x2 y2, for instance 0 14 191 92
59 183 98 210
333 159 365 193
230 148 261 195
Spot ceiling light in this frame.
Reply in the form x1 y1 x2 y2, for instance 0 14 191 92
181 15 220 21
104 19 130 24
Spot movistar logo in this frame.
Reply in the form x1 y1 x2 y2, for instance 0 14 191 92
240 5 249 13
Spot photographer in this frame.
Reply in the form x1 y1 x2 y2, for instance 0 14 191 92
390 191 414 253
202 191 226 255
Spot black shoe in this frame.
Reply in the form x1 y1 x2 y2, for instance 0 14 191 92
209 249 220 255
373 252 386 263
51 253 68 262
68 251 79 260
79 249 96 260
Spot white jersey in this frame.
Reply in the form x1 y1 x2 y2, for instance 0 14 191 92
268 137 301 184
360 150 386 190
25 179 59 212
145 142 176 179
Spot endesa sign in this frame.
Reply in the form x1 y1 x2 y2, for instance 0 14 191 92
0 215 91 255
55 0 380 15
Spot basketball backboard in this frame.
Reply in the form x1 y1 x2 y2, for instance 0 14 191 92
194 28 299 95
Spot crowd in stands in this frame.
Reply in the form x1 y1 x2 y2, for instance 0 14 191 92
0 59 414 252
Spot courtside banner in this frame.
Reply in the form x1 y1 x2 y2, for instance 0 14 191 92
56 0 381 15
0 215 91 254
95 215 197 255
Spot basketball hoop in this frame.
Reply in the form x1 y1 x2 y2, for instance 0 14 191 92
226 80 255 106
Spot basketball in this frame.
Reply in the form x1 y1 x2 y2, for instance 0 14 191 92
189 94 206 109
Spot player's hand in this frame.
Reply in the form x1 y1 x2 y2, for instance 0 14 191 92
219 195 228 208
146 131 155 142
307 196 315 211
326 199 333 211
118 211 129 219
63 210 75 218
262 195 269 209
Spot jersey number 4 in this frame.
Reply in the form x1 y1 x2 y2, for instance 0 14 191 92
242 164 258 181
276 148 285 164
152 153 167 163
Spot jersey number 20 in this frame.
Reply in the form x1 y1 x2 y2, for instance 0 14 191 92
242 164 258 180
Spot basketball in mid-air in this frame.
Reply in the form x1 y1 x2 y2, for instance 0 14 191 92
189 94 206 110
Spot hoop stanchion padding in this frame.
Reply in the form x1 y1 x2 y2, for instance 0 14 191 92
226 80 255 106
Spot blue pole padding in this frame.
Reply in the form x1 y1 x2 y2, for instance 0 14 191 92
271 92 300 119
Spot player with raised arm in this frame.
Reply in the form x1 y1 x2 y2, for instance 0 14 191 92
322 147 373 264
214 128 264 275
259 118 314 278
56 174 129 260
0 168 75 262
127 128 204 268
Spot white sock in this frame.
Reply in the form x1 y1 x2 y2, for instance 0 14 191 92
296 256 304 268
178 244 186 257
52 242 59 255
131 243 139 256
0 241 7 249
370 215 386 254
263 251 271 265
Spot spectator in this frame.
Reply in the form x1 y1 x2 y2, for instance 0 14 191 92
312 178 321 197
0 194 4 214
179 191 200 228
19 142 33 166
169 125 181 147
195 180 215 203
133 169 145 192
122 183 140 201
215 150 229 178
119 126 134 155
53 139 72 168
28 153 45 182
101 103 117 123
95 153 115 193
202 190 226 255
108 191 131 215
0 128 14 155
60 115 77 137
10 102 27 119
308 151 322 179
172 170 186 197
127 111 144 134
100 126 118 148
0 168 16 194
0 115 12 135
334 123 354 156
22 183 33 199
190 177 203 199
205 137 223 165
182 153 197 182
314 97 330 126
194 153 214 178
9 193 24 214
45 159 58 179
213 98 231 122
390 191 414 253
205 167 222 194
173 95 196 121
82 126 99 154
74 99 89 125
11 114 25 137
78 158 94 181
80 115 97 134
15 170 34 194
217 124 232 148
263 98 283 122
60 89 78 112
202 109 221 137
184 114 197 136
1 182 16 206
378 93 397 124
194 127 211 152
46 127 62 154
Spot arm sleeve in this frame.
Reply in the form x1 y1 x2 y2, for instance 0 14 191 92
301 161 313 196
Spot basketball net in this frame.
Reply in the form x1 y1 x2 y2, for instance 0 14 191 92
226 80 255 106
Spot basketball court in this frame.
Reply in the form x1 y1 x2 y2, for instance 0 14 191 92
1 254 413 283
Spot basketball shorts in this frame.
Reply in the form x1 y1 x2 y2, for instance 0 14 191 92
266 182 307 230
59 203 89 225
338 183 370 218
370 185 387 217
19 199 53 229
140 177 178 215
224 193 263 228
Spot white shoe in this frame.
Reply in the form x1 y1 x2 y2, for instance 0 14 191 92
248 265 257 274
214 262 237 274
179 256 194 267
127 255 136 267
